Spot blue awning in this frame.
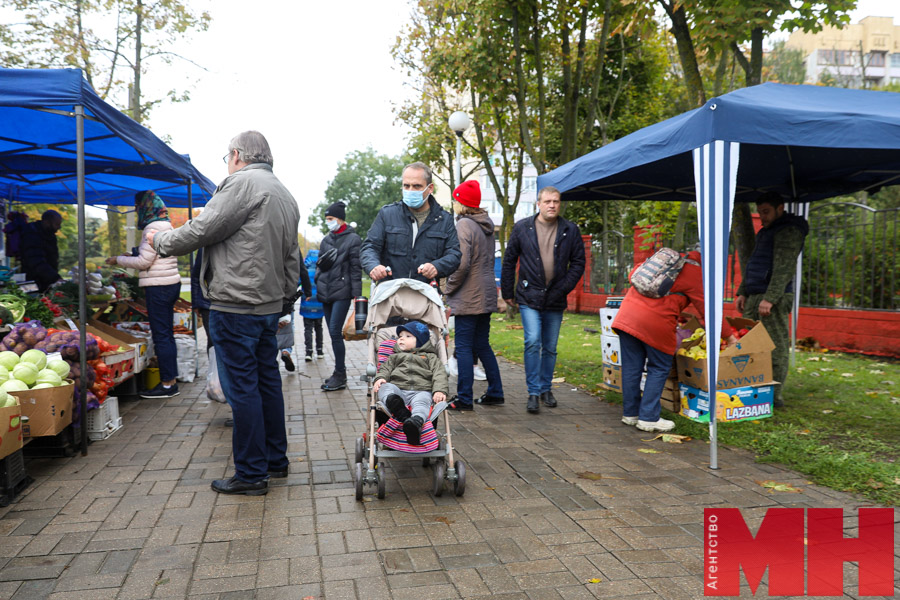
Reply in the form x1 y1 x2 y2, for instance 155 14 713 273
0 68 216 207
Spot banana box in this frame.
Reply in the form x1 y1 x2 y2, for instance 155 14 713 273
678 382 776 423
675 317 774 392
599 308 619 336
601 363 621 392
601 334 620 365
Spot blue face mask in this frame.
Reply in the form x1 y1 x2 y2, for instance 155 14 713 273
402 189 427 209
326 219 340 232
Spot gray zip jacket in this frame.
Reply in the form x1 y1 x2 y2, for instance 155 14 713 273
153 163 301 315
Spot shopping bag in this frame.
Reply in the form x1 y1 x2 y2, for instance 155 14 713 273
275 315 295 349
342 304 367 341
206 347 227 404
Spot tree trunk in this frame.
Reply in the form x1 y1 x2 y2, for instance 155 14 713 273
532 0 547 171
731 202 756 277
659 0 706 107
580 0 613 156
673 201 691 250
132 0 143 123
749 27 763 86
511 4 544 173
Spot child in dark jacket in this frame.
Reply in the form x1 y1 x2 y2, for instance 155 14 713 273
372 321 448 445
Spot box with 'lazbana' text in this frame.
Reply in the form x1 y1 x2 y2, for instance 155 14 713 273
675 317 775 391
678 382 776 423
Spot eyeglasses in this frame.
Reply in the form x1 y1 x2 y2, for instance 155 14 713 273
222 150 233 164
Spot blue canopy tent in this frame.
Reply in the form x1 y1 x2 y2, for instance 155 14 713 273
0 67 216 455
538 83 900 468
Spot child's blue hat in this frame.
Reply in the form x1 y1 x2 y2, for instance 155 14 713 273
397 321 430 348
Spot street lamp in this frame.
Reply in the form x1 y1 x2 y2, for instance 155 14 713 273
448 111 470 187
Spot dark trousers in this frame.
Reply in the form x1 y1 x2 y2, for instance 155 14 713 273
454 313 504 405
303 317 324 354
198 308 213 351
144 282 181 383
323 299 351 375
209 310 288 482
618 330 673 422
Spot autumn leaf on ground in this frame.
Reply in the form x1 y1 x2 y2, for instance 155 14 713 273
642 434 692 444
882 380 895 386
587 578 603 583
867 479 885 490
820 368 835 372
893 478 900 485
810 372 821 377
869 370 885 375
822 409 834 414
797 429 811 435
552 377 566 383
582 343 593 346
485 487 495 490
806 356 821 362
432 516 455 525
577 471 624 480
840 373 855 378
865 391 888 397
796 367 805 372
638 448 661 454
506 324 524 330
757 480 803 493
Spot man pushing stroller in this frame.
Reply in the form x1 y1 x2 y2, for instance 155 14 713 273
372 321 448 445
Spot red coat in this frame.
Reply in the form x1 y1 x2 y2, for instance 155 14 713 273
612 251 734 355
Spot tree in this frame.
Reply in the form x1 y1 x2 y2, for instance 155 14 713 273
763 40 807 84
2 0 211 256
310 148 407 240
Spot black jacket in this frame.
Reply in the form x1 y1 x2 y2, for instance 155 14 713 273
316 226 362 304
359 197 461 283
20 222 60 293
500 215 585 311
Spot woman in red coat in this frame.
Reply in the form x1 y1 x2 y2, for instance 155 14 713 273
612 250 735 432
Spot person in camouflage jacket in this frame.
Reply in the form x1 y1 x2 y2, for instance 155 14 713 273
735 192 809 407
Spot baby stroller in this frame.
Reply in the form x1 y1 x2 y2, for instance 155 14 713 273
354 278 466 500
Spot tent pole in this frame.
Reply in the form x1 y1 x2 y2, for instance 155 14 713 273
76 105 88 457
786 149 800 369
187 181 198 378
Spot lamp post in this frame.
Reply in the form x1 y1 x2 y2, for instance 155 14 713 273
448 111 470 188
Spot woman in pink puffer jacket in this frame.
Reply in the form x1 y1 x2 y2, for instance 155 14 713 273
107 191 182 399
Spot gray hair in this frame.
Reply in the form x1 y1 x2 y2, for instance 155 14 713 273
538 186 561 202
228 131 274 166
402 161 433 185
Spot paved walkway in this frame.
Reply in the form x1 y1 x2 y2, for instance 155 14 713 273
0 334 896 599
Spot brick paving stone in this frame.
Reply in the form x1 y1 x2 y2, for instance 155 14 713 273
0 336 888 600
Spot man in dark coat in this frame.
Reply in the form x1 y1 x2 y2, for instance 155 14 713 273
735 192 809 407
360 162 461 286
20 210 63 292
501 186 585 414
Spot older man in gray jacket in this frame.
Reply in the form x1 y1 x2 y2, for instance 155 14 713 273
149 131 301 496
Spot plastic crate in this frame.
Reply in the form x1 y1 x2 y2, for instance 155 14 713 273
0 449 31 507
86 397 122 441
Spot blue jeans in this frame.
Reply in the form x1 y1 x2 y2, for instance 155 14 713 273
617 330 673 422
519 305 563 396
455 313 504 405
323 299 351 375
209 310 288 482
144 282 181 383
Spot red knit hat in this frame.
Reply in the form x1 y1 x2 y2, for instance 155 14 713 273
453 180 481 208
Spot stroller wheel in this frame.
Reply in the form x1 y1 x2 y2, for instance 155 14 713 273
453 460 466 497
432 460 446 497
355 437 364 464
354 462 364 501
422 457 431 468
376 467 386 499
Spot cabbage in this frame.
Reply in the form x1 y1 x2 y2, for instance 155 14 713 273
0 379 29 393
35 369 62 387
4 393 17 407
31 383 55 390
47 359 70 379
21 349 48 371
12 362 38 386
0 351 19 370
0 365 8 385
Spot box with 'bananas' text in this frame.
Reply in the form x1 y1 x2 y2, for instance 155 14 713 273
678 382 776 423
675 317 775 391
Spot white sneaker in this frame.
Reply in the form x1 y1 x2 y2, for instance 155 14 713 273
473 365 487 381
621 416 639 426
636 418 675 432
448 357 458 377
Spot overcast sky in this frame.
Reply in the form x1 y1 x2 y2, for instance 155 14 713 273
137 0 899 238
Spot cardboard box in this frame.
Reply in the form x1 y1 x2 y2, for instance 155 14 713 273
602 363 621 392
599 308 619 336
678 382 775 423
675 317 775 391
12 383 74 437
0 401 23 461
601 334 621 366
84 319 142 380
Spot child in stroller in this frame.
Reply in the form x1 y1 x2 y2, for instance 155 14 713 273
372 320 447 445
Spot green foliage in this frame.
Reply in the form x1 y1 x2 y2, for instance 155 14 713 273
310 148 407 240
763 40 807 84
842 217 898 309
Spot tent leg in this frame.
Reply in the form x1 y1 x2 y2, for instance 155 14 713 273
76 105 88 457
187 181 199 379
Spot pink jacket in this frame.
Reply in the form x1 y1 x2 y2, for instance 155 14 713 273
116 221 181 287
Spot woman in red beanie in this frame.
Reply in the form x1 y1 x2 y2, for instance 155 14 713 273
444 180 505 410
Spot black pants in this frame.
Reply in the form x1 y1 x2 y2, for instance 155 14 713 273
323 299 351 375
198 308 213 351
303 317 323 354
